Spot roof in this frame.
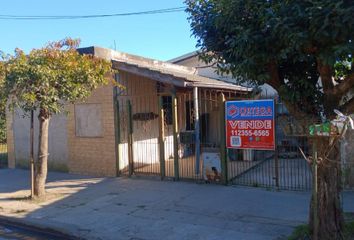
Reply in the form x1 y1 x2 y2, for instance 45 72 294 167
79 46 252 92
168 51 199 64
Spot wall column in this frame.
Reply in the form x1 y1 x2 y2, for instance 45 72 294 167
194 87 200 175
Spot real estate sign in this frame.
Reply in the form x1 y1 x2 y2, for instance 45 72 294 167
225 99 275 150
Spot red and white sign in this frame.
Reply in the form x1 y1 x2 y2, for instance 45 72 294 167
225 100 275 150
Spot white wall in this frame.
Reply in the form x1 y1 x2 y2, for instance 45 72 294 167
174 55 278 97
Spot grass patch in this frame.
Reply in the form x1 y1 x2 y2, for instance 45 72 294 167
344 221 354 239
288 221 354 240
287 224 310 240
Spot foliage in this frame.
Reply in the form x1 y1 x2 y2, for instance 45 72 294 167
344 221 354 240
287 221 354 240
186 0 354 119
0 38 111 198
186 1 354 239
0 61 7 143
0 38 111 115
287 224 310 240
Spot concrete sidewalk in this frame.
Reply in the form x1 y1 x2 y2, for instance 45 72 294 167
0 169 353 240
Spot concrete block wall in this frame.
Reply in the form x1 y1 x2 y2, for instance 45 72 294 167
8 108 69 172
67 81 117 177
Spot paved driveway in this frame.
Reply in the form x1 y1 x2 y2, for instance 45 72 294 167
0 169 353 240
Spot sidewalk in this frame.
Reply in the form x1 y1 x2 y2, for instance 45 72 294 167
0 169 353 240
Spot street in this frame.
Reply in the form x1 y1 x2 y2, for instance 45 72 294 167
0 169 353 240
0 223 73 240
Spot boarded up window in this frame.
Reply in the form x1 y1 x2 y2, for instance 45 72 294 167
75 104 103 137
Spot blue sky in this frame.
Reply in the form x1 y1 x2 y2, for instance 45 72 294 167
0 0 197 61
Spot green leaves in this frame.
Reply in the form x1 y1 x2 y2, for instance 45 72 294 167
186 0 354 117
0 38 111 116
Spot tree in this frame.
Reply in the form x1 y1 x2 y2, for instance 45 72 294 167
186 1 354 239
0 38 111 199
0 61 7 144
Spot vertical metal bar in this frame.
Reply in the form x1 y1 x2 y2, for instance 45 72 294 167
113 76 121 177
313 138 319 240
193 87 201 176
274 100 280 189
30 110 34 198
127 100 134 177
172 92 179 181
158 96 166 180
219 93 228 185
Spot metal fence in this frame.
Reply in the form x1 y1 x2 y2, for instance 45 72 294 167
227 100 312 191
116 89 236 182
115 88 314 191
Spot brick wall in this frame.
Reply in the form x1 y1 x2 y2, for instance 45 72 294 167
67 80 117 177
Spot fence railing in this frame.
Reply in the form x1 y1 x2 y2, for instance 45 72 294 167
113 89 354 191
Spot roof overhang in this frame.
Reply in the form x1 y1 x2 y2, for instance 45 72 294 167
78 46 253 93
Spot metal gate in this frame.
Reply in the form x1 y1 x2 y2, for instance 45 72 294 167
117 95 165 177
227 100 312 191
115 89 312 190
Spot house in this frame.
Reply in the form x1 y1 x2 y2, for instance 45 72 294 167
168 51 278 97
6 47 253 180
169 51 280 161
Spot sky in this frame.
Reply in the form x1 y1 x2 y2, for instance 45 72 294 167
0 0 197 61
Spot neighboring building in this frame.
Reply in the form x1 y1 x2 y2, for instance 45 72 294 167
6 47 252 178
168 51 278 97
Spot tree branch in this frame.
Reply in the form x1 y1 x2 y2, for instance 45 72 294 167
317 60 343 118
267 61 312 124
267 61 282 89
341 97 354 115
317 60 334 93
333 72 354 96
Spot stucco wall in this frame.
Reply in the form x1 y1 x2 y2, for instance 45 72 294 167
11 109 69 171
6 109 15 168
342 117 354 188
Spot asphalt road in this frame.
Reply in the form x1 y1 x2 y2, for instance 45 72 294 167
0 223 76 240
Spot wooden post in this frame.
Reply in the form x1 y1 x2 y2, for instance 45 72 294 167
158 96 166 180
30 110 34 198
194 87 201 176
172 92 179 181
127 100 134 177
219 93 228 185
313 138 319 240
113 84 120 177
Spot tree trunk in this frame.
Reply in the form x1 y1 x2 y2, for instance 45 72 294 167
310 137 344 240
33 108 50 199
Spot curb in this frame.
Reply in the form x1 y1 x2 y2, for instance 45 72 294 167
0 215 84 240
